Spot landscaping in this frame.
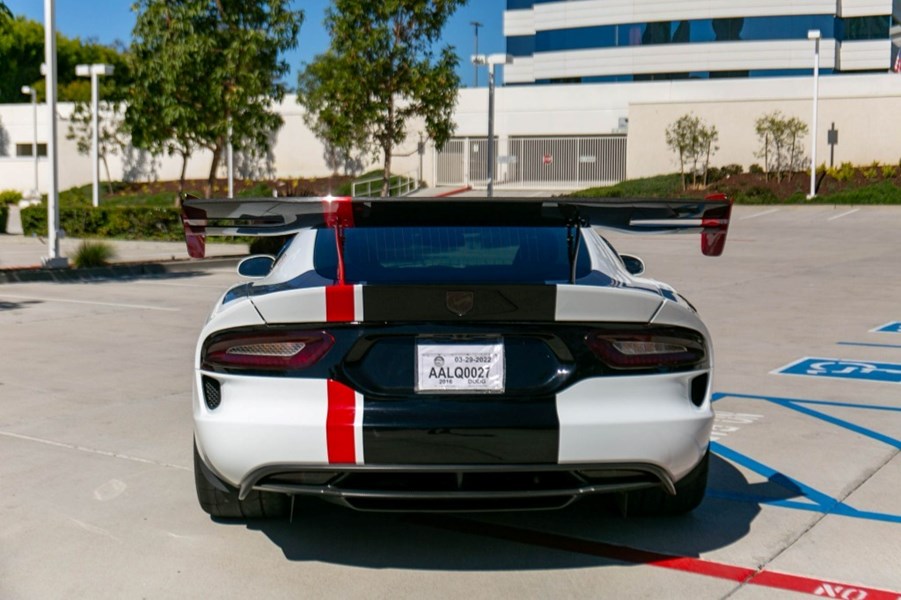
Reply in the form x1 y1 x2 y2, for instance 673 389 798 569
570 162 901 204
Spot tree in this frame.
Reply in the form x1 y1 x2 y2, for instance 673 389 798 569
0 16 130 104
755 111 808 182
127 0 302 197
66 102 128 194
665 114 719 190
298 0 464 197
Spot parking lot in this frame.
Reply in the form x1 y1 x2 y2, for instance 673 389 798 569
1 204 899 599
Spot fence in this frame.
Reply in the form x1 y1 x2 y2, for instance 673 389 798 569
351 169 421 197
436 136 627 190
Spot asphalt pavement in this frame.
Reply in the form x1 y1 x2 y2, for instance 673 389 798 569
0 204 899 599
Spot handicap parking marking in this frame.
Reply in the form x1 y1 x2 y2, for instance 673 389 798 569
774 357 901 384
713 392 901 449
709 392 901 524
872 321 901 333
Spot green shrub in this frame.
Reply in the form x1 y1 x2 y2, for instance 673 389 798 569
824 181 901 204
862 161 880 180
734 186 778 204
881 164 897 178
0 190 23 206
73 240 116 268
829 162 856 182
569 174 683 198
21 204 183 240
748 164 764 174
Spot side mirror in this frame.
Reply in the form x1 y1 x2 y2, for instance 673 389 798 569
237 255 275 279
620 254 645 276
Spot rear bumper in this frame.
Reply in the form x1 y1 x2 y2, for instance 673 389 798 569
194 368 713 493
238 462 674 511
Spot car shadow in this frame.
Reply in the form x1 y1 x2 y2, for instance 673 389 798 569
227 454 804 570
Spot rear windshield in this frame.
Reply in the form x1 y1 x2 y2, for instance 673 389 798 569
313 227 590 284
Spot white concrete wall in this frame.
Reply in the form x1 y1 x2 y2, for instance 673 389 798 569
625 74 901 178
0 95 427 196
2 75 901 195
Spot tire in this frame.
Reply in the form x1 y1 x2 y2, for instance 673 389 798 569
193 442 289 519
617 450 709 517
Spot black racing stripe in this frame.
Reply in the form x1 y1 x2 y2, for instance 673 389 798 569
362 285 557 322
362 395 559 464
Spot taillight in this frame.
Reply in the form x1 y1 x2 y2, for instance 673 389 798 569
585 330 705 370
203 330 334 372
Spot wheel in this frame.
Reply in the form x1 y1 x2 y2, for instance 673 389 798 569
617 450 709 517
193 441 289 519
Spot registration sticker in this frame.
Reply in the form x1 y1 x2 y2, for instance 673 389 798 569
415 341 505 393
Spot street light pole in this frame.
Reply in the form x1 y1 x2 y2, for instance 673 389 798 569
21 86 38 199
76 63 114 208
807 29 821 200
472 54 513 198
43 0 66 267
470 21 482 87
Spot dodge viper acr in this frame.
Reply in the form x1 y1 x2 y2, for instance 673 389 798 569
181 196 732 519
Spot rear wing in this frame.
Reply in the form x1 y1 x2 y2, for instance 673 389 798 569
181 195 732 259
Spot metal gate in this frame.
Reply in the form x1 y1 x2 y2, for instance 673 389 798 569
436 136 626 190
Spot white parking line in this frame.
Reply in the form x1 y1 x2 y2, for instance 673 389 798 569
0 293 180 312
827 208 860 221
133 279 228 289
740 208 780 220
0 430 190 471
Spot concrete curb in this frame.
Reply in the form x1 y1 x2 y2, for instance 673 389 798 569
0 256 242 284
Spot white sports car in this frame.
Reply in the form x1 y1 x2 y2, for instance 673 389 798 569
181 196 731 519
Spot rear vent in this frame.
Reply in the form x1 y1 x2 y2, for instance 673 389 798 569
202 376 222 410
691 374 709 407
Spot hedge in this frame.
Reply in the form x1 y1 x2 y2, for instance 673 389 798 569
21 204 183 241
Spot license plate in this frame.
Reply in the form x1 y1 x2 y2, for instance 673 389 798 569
415 341 505 393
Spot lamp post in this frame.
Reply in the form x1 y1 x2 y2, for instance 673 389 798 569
472 53 513 198
43 0 67 268
470 21 482 87
75 63 114 208
807 29 820 200
20 85 38 199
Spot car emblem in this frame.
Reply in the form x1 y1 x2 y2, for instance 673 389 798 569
446 291 474 316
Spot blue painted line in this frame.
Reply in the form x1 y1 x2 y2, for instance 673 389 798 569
838 341 901 350
706 490 901 524
710 442 901 524
776 357 901 384
714 391 901 413
768 399 901 449
873 321 901 333
710 442 837 507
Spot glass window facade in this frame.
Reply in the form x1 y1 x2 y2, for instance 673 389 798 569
505 2 891 82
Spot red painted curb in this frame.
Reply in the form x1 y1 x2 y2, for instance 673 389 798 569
416 517 901 600
433 185 472 198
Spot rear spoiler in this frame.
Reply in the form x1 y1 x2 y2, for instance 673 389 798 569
180 195 732 259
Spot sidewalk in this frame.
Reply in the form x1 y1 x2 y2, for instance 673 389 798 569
0 234 247 270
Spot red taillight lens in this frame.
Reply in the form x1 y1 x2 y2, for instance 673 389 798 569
585 331 704 370
203 330 334 371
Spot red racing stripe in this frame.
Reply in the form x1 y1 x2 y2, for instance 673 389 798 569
326 379 356 464
325 284 355 322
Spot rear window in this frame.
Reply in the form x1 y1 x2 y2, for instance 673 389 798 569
313 227 590 284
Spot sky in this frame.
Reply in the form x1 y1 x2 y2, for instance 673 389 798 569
4 0 508 87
